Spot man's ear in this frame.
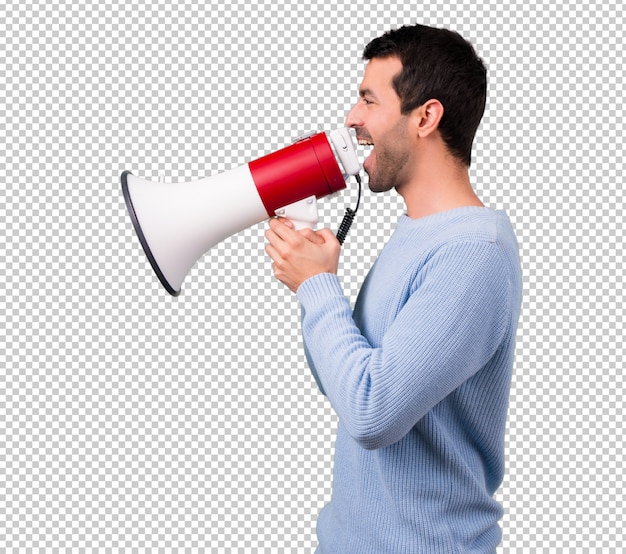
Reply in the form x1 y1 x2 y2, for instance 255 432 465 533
412 99 444 139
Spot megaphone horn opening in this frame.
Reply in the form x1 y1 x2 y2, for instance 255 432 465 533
121 170 181 296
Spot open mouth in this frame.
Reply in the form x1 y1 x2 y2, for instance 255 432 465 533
357 137 375 168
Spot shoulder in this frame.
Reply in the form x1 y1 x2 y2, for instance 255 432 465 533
392 208 517 276
390 207 515 250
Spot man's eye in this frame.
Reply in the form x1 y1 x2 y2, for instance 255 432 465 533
362 98 373 105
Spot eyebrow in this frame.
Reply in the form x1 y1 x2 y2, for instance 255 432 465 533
359 88 379 100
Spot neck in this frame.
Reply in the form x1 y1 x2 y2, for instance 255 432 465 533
398 149 484 219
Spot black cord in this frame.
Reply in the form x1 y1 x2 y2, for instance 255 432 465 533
336 174 362 245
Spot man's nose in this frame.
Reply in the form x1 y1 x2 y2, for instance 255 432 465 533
345 103 362 128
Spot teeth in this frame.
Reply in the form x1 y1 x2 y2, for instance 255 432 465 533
358 139 374 146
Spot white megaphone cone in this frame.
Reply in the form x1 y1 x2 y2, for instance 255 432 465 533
121 128 361 296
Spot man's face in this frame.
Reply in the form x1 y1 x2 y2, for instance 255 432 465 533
346 56 414 193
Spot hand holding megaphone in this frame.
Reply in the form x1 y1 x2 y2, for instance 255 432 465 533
121 128 361 296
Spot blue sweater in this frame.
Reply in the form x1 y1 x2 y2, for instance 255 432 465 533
296 207 522 553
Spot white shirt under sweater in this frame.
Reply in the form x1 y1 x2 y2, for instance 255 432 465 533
296 207 522 553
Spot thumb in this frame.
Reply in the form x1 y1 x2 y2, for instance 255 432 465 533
299 227 326 245
317 228 341 245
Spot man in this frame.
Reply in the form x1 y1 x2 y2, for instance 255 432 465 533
265 24 522 553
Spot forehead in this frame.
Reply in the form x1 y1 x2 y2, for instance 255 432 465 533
360 56 403 96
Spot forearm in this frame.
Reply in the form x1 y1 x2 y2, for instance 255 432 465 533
297 273 408 450
297 253 509 451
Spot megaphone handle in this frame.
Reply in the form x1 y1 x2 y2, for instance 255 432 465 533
274 195 319 230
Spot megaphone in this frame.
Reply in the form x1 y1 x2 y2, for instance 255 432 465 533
121 128 361 296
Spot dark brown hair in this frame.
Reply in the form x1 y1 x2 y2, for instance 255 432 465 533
364 25 487 166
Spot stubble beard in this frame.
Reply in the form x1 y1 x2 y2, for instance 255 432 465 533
366 143 411 194
365 116 412 194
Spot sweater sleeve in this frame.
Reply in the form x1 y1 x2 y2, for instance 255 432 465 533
296 241 511 450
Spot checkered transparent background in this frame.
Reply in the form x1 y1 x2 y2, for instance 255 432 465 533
1 0 624 551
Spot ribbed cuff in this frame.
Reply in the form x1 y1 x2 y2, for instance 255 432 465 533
296 273 344 308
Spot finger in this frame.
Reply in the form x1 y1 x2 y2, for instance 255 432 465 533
269 216 298 242
266 220 292 242
264 242 282 264
275 217 294 229
264 227 278 246
265 227 293 261
265 230 286 257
